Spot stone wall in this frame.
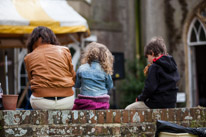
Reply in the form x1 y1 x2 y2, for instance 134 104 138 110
89 0 136 61
0 107 205 137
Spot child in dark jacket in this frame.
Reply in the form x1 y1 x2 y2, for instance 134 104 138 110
125 37 180 109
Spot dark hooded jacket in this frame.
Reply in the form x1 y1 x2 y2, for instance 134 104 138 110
137 55 180 109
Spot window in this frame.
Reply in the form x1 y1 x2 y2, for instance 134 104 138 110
189 19 206 44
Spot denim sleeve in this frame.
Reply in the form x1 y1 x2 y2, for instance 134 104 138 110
106 74 113 90
75 69 81 88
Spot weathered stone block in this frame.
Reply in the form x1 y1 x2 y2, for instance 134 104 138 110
31 110 48 125
4 126 33 137
120 125 141 136
105 109 113 123
71 110 79 124
176 108 184 121
48 110 71 125
130 110 141 123
96 110 105 124
113 110 121 123
33 125 49 136
87 110 97 124
131 110 146 123
190 107 204 121
0 108 205 136
122 110 129 123
144 109 153 122
82 125 95 136
160 109 169 121
95 125 111 135
152 109 161 121
48 126 70 136
3 110 31 126
168 108 176 121
78 110 87 124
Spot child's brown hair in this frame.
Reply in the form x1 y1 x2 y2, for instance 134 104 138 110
144 37 167 58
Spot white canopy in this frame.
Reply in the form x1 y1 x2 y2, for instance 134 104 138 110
0 0 89 35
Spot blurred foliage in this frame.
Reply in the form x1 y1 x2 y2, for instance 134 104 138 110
118 58 146 108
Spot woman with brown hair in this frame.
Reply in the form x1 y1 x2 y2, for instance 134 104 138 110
24 26 75 109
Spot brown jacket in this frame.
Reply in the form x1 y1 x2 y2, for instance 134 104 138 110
24 44 75 97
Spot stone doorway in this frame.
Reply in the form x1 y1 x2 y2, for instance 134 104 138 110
195 45 206 106
187 18 206 106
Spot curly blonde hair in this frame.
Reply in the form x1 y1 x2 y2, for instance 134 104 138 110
81 42 114 75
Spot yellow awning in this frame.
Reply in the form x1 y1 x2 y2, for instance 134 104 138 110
0 0 90 35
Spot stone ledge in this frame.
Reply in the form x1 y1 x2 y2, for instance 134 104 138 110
0 107 206 136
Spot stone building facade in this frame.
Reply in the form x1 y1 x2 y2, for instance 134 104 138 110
71 0 206 107
1 0 206 108
69 0 136 61
140 0 206 107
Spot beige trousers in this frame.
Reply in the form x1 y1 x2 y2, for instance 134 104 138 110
30 95 74 110
125 101 149 110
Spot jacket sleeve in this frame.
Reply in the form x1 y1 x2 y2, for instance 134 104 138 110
106 74 113 91
137 65 159 101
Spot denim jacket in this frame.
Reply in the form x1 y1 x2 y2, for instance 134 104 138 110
75 61 113 96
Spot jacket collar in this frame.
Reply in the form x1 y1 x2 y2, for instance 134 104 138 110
33 44 53 51
153 54 164 62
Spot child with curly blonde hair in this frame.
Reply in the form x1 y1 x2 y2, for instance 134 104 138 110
73 42 114 110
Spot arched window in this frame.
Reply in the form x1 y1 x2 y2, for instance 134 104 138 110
188 18 206 45
187 17 206 107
